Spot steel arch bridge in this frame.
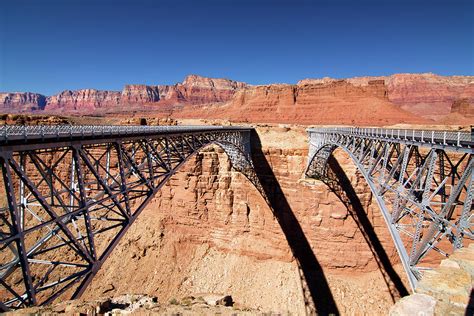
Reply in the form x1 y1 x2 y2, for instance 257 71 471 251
0 125 265 310
306 127 473 290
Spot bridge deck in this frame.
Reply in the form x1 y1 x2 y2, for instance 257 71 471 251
307 127 473 151
0 125 253 150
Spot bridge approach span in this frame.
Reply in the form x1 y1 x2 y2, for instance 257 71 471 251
0 125 265 309
306 127 473 290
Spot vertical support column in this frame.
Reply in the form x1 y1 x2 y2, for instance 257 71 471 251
72 146 96 261
0 154 37 306
104 147 111 184
144 141 155 188
410 150 437 265
391 145 411 223
19 154 26 232
115 142 131 217
454 159 473 249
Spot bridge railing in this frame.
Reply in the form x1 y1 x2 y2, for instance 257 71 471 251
0 125 249 143
307 127 473 148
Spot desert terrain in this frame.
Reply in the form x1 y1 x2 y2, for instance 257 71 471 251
0 73 473 315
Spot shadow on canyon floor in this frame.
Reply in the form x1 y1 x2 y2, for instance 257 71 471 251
249 131 339 315
324 155 409 301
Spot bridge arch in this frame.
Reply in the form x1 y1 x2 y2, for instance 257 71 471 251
0 126 268 309
305 127 474 290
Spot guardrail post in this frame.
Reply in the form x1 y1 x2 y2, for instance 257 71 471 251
457 132 460 147
443 132 446 145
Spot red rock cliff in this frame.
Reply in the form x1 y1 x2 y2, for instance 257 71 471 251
43 75 246 113
175 79 426 125
299 73 474 116
0 92 46 112
45 89 121 112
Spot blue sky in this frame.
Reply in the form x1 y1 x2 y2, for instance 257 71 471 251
0 0 473 95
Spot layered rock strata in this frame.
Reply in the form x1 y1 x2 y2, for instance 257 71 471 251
43 75 247 113
0 92 46 112
83 126 408 314
176 80 426 125
2 73 472 123
299 73 474 116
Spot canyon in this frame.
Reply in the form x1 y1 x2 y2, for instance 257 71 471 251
1 72 472 314
0 114 417 314
1 73 472 125
73 123 410 314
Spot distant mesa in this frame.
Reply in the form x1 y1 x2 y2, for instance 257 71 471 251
1 73 473 125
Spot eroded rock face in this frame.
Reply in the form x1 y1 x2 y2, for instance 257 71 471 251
83 126 406 314
176 80 426 125
121 85 161 104
0 92 46 112
45 89 121 112
299 73 474 117
3 74 472 123
450 98 473 117
41 75 247 114
178 74 248 104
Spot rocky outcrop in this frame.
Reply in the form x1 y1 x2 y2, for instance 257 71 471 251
4 294 257 315
42 75 247 114
450 98 473 117
175 80 426 125
387 73 474 116
45 89 121 112
3 73 472 123
389 244 474 315
120 85 161 104
299 73 474 117
177 74 248 104
0 92 46 112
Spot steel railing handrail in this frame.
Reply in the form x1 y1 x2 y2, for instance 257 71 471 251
0 125 250 143
307 127 472 148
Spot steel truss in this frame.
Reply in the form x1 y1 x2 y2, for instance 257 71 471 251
0 125 263 309
306 127 473 290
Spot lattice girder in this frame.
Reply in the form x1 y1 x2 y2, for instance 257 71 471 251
306 127 473 290
0 126 262 309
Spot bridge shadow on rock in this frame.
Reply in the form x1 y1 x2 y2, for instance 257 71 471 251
249 131 339 315
324 155 409 301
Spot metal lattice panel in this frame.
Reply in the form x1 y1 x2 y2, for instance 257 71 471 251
0 125 264 309
306 127 474 290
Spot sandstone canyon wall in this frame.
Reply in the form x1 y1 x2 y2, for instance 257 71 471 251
2 73 472 124
43 75 247 113
175 79 427 125
0 92 46 112
83 126 408 314
299 73 474 117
